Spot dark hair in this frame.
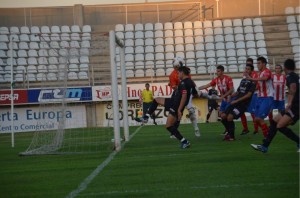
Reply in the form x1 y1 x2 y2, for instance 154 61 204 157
257 56 267 64
216 65 224 71
246 63 254 71
275 64 283 71
145 83 150 86
246 58 253 64
178 66 190 75
284 59 295 70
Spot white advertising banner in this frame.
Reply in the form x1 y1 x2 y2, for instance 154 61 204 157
92 79 242 102
0 105 87 133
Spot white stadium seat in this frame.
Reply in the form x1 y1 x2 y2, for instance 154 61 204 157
244 26 254 33
246 41 255 48
213 20 222 27
223 19 232 27
233 19 242 26
203 21 212 28
154 23 163 30
285 7 294 14
193 21 202 28
71 25 81 33
224 27 233 35
145 23 153 31
243 18 252 26
41 26 50 34
174 22 183 29
21 26 30 34
184 21 193 29
245 33 255 41
51 26 60 33
0 27 9 34
61 26 71 33
234 26 243 34
82 25 91 32
10 26 20 34
253 18 262 25
287 16 296 24
164 22 173 30
194 29 203 36
254 26 264 33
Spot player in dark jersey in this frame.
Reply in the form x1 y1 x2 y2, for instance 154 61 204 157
166 66 197 149
206 85 220 123
221 64 257 141
251 59 300 153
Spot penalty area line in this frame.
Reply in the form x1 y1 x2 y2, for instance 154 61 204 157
66 126 143 198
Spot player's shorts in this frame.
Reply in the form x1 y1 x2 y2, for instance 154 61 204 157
284 103 299 125
220 100 230 112
143 102 152 116
208 102 219 112
254 97 274 119
247 93 257 113
272 100 285 111
225 104 248 119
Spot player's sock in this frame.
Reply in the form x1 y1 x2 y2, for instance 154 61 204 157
206 113 211 122
278 127 300 145
188 107 199 132
227 120 235 139
240 114 248 131
174 120 180 129
262 120 278 147
167 126 183 141
221 119 229 132
147 100 158 115
261 123 269 137
268 112 273 125
251 113 258 132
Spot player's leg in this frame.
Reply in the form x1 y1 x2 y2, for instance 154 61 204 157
220 100 230 134
206 106 213 123
240 113 249 135
186 95 200 137
254 97 273 137
226 114 235 140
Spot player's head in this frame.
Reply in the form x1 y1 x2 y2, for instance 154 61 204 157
246 58 254 65
284 59 295 72
275 64 283 74
245 63 254 75
172 56 185 69
178 66 190 79
145 83 150 90
216 65 225 77
257 56 267 71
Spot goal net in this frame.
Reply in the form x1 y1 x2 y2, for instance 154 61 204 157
20 29 127 155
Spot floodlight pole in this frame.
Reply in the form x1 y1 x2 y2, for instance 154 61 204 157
109 31 121 151
10 35 15 148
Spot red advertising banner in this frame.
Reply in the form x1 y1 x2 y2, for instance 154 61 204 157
0 90 28 105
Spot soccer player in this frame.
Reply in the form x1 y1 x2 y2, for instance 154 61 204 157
140 83 157 125
139 57 201 137
198 65 234 134
269 64 286 119
205 85 219 123
166 66 196 148
240 58 260 135
251 59 300 153
221 64 256 141
246 57 274 137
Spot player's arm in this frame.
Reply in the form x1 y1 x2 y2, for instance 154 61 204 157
198 83 211 90
178 92 187 120
286 82 297 111
221 86 234 100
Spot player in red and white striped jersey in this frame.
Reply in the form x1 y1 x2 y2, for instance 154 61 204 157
268 64 286 121
246 57 274 137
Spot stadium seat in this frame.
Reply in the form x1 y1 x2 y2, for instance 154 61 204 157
234 26 243 34
255 32 265 40
49 57 59 64
145 61 154 69
228 65 238 72
41 33 50 41
291 38 299 46
213 20 222 27
237 49 246 56
49 49 59 57
195 43 205 51
154 23 163 30
78 71 88 79
30 34 40 42
155 38 164 45
135 46 144 53
185 44 194 51
39 49 48 57
225 34 234 42
247 48 257 56
51 33 60 41
205 35 214 43
244 26 254 33
174 22 183 29
184 29 193 37
206 50 215 58
165 30 173 37
135 69 144 77
51 26 60 33
184 36 194 44
18 50 27 57
0 35 9 42
175 51 184 58
174 30 183 37
288 23 298 31
254 26 264 33
82 25 91 32
214 27 223 35
145 53 154 61
175 44 184 52
20 34 30 41
155 53 164 60
203 20 212 28
206 43 215 50
68 72 78 80
216 49 226 57
289 31 299 38
38 57 48 65
216 42 225 50
286 16 296 24
16 65 26 73
285 7 294 14
243 18 252 26
223 19 232 27
235 34 244 41
194 29 203 36
70 41 80 48
296 6 300 13
60 33 70 41
205 28 213 35
246 41 255 48
68 48 79 57
145 23 153 31
133 38 143 46
245 33 255 41
184 21 193 29
82 32 91 41
145 46 154 53
15 73 24 82
253 18 262 26
69 64 79 72
0 27 9 34
115 24 124 32
61 25 71 33
38 65 48 73
193 21 202 28
7 50 17 57
71 33 80 40
41 26 50 34
197 66 207 74
257 40 266 48
71 25 81 33
233 19 242 26
145 38 154 46
0 50 6 58
196 51 205 58
195 35 204 43
19 42 29 49
165 45 174 52
217 57 227 65
27 65 37 73
258 48 267 55
10 26 20 34
80 63 89 71
164 22 173 30
227 49 236 57
20 26 30 34
224 27 233 35
175 37 184 44
155 45 164 53
145 31 154 38
135 31 144 39
154 30 163 38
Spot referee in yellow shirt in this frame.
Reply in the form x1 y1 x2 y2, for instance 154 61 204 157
141 83 157 125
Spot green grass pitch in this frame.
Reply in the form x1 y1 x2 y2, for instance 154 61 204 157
0 121 299 198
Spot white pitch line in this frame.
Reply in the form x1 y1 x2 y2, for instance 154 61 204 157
66 126 143 198
79 181 298 196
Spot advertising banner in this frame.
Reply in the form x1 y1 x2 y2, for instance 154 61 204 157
0 90 28 105
96 98 208 127
0 105 87 133
27 87 92 103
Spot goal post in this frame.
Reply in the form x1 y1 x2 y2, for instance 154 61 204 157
109 30 129 151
